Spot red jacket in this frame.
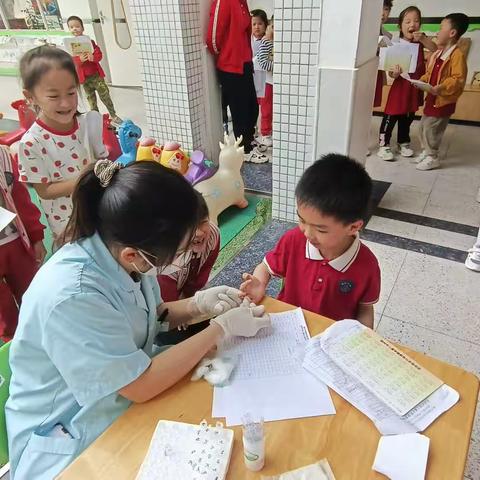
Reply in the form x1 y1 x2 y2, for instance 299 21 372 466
0 147 44 249
73 40 106 84
207 0 252 74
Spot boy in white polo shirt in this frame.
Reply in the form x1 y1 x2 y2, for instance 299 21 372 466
241 154 381 328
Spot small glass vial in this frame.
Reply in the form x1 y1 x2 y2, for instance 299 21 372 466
242 414 265 471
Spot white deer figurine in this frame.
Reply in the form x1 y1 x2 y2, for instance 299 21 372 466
194 134 248 224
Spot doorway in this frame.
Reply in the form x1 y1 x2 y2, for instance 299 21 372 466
89 0 141 87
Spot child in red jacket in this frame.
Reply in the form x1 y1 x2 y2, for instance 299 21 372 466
67 16 123 127
207 0 268 163
0 145 46 341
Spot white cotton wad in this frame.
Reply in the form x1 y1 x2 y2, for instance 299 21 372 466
191 356 236 386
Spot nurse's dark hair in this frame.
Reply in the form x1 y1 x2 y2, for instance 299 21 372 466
295 153 372 224
66 161 200 266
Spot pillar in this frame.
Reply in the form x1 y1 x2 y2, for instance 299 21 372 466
272 0 382 222
128 0 222 161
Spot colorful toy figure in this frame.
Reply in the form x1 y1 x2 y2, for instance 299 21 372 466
136 137 163 162
185 150 216 185
194 135 248 224
160 141 190 175
116 120 142 166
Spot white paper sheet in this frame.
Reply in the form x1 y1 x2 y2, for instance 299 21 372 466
303 334 459 435
379 41 419 73
213 309 336 426
401 73 433 93
0 206 16 231
373 433 430 480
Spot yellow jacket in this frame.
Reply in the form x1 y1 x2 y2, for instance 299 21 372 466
420 44 468 108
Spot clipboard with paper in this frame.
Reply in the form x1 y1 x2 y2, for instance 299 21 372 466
303 320 459 435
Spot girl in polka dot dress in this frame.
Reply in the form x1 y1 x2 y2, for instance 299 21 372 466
18 46 108 245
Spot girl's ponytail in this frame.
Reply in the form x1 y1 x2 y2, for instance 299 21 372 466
64 162 107 242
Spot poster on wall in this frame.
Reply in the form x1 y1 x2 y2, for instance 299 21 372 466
0 0 62 30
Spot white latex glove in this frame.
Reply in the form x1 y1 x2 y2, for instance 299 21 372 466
211 304 271 337
193 286 243 317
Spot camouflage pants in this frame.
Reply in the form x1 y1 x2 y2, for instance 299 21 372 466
83 74 116 117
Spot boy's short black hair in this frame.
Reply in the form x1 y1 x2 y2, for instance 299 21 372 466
445 13 469 39
383 0 393 10
295 154 372 224
251 9 268 27
67 15 84 28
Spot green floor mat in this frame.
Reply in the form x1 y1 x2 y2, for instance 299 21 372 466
212 195 271 279
217 194 262 249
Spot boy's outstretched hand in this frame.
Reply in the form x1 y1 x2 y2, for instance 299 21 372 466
240 273 266 304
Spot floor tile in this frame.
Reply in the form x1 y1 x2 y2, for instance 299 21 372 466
377 315 480 374
423 189 480 227
412 225 476 252
361 240 407 317
366 156 438 193
366 215 418 238
383 251 480 345
433 168 480 199
378 183 430 215
242 162 272 194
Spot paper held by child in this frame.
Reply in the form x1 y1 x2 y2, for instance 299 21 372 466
401 73 433 93
0 206 16 231
63 35 93 56
379 42 419 74
303 320 459 435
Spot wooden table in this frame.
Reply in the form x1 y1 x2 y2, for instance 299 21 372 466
58 298 479 480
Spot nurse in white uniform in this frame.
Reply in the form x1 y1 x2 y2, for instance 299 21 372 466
6 160 270 480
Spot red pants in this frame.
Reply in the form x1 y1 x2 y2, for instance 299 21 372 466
259 83 273 137
0 237 38 339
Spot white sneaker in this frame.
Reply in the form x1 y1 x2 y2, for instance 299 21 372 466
260 135 273 148
399 143 414 157
244 148 269 164
465 247 480 272
416 155 440 171
411 150 427 164
377 146 394 161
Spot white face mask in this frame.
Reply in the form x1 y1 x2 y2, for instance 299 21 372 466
131 250 158 277
158 263 183 276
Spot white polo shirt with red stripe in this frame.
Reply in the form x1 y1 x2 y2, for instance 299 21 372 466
264 227 381 321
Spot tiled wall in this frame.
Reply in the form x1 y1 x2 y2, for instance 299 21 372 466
128 0 208 155
271 0 321 222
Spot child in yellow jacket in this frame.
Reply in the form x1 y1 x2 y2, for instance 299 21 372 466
413 13 469 171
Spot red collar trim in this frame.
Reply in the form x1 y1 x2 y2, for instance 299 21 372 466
36 117 79 136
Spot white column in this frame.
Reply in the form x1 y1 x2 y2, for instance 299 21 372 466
272 0 382 222
128 0 222 161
